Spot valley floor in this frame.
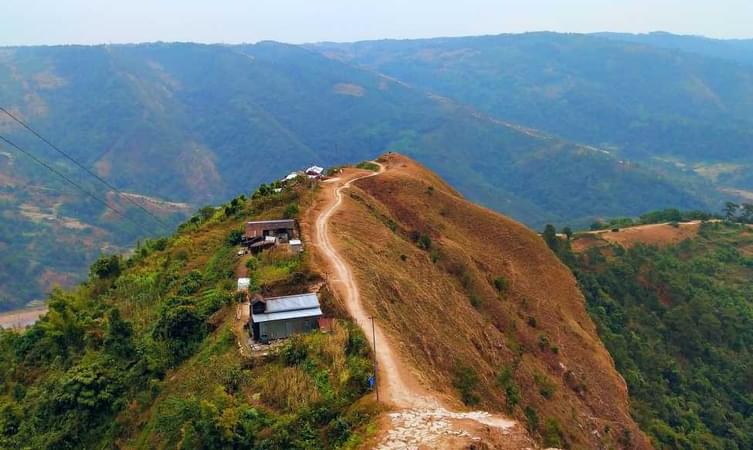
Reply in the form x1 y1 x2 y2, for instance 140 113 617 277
0 306 47 329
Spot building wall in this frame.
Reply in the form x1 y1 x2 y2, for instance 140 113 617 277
257 317 319 340
245 222 297 239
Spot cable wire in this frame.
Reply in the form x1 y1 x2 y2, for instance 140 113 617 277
0 133 148 232
0 106 171 231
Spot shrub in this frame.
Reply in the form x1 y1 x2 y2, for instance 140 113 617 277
417 234 432 250
281 336 308 366
496 365 520 411
469 294 482 309
452 362 480 405
226 229 243 245
524 406 539 432
356 161 379 172
90 255 121 279
178 270 203 295
527 316 537 328
493 276 509 293
543 418 564 447
534 372 557 400
283 203 299 219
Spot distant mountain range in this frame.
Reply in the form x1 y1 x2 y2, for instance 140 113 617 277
2 31 753 308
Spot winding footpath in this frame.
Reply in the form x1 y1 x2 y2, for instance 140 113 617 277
312 163 527 449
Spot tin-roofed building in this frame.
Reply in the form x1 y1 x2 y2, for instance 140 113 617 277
244 219 297 244
305 166 324 178
251 293 322 342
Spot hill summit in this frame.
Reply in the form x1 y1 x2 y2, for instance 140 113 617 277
0 152 650 449
304 153 650 448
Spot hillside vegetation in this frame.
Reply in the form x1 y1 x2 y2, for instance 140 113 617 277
564 221 753 449
0 177 377 449
316 153 651 449
0 39 717 309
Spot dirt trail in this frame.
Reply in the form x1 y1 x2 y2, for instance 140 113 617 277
311 164 526 449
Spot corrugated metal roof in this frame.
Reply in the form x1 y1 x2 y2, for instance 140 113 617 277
252 293 322 323
246 219 296 226
252 306 322 323
265 293 319 312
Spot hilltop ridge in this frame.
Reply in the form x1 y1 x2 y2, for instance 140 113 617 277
308 153 651 448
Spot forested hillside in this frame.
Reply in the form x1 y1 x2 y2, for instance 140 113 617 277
0 176 377 448
562 221 753 449
0 40 713 309
597 32 753 67
313 32 753 187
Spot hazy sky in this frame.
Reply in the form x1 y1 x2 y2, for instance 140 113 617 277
2 0 752 46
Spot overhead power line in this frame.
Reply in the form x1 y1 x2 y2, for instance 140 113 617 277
0 133 147 233
0 106 171 231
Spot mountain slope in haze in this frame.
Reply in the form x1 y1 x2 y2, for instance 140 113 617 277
313 153 651 448
569 221 753 449
597 32 753 67
0 41 712 310
311 32 753 175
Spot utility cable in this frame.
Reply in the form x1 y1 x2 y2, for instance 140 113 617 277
0 106 171 231
0 133 148 232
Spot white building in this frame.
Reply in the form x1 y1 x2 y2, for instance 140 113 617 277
289 239 303 253
237 278 251 292
305 166 324 178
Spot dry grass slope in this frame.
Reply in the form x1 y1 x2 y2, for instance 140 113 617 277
326 153 651 449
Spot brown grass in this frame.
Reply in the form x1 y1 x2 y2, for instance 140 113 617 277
579 222 701 252
319 153 651 449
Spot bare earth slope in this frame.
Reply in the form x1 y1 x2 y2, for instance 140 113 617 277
306 153 651 449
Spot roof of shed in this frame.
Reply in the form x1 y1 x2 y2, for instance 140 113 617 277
246 219 296 226
253 307 322 323
252 293 322 323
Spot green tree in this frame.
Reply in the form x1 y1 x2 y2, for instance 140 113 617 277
542 224 559 253
723 201 740 221
741 203 753 223
90 255 121 279
103 309 134 358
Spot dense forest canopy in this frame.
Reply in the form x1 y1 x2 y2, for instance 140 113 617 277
546 218 753 449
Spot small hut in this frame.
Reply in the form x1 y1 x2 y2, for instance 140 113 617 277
251 293 322 342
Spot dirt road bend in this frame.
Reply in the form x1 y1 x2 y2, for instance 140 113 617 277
311 163 530 449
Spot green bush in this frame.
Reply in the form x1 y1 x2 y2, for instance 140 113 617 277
417 234 432 250
496 365 520 411
543 417 564 447
452 362 480 405
524 406 539 433
283 203 300 219
226 229 243 245
90 254 121 279
534 372 556 399
356 161 379 172
493 276 509 293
